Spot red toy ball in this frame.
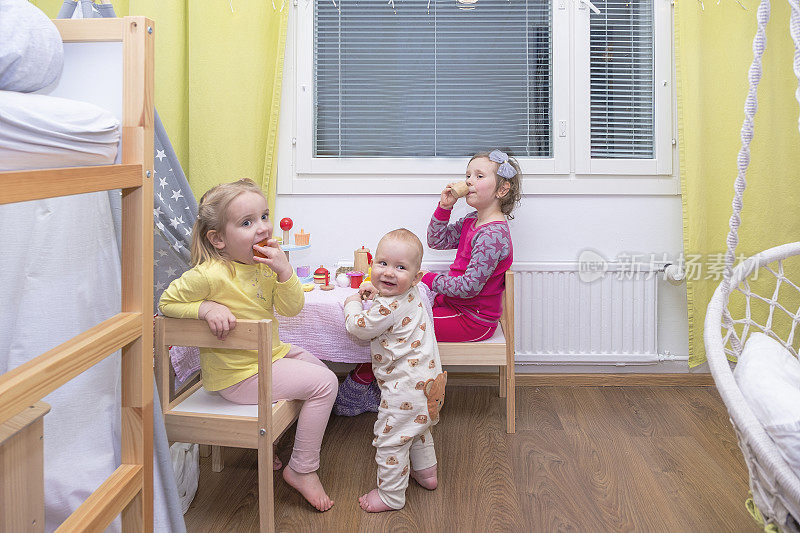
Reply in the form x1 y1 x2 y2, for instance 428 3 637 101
280 217 293 231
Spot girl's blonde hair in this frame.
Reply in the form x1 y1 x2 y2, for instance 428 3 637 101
190 178 267 268
469 150 523 219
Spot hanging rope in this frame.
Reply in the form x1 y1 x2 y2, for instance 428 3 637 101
719 0 770 352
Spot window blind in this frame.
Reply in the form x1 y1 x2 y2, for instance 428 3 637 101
589 0 654 159
314 0 552 158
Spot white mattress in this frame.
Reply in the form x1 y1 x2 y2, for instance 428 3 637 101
171 388 277 418
0 89 119 171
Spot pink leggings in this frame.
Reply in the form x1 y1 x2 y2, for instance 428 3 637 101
432 301 497 342
218 346 338 474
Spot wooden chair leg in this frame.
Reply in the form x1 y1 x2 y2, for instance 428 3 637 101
211 445 224 472
499 366 507 398
199 444 211 458
506 364 516 434
258 434 275 532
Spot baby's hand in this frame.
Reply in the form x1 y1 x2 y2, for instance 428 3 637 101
253 238 293 282
199 300 236 340
439 185 457 210
344 293 363 307
359 282 378 301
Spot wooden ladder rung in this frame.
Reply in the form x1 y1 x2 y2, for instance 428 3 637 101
0 164 143 205
0 312 143 425
55 464 142 533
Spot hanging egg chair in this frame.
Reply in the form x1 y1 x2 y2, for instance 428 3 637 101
704 0 800 530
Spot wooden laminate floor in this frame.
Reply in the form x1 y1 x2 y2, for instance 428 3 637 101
184 385 758 532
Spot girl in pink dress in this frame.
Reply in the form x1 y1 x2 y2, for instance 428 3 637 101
422 149 522 341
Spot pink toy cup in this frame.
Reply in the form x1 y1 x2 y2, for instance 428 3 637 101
297 265 310 278
347 270 364 289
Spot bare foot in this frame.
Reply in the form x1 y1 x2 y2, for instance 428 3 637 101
358 488 395 512
282 466 334 512
410 464 438 490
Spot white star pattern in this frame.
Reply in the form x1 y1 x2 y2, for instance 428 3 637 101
152 142 198 300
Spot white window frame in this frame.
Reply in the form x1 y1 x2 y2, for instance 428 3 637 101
278 0 676 196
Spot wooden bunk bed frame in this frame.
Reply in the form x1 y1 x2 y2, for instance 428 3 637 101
0 18 154 532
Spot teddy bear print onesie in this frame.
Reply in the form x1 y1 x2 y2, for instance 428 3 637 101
344 285 447 509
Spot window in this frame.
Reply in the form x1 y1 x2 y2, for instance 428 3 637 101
286 0 674 194
314 0 552 159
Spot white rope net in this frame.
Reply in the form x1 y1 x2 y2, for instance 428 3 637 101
721 253 800 361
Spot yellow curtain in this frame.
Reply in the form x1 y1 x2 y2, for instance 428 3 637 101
34 0 287 215
676 1 800 366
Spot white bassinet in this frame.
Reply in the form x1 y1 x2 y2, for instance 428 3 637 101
703 0 800 531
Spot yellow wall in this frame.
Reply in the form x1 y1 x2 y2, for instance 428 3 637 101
33 0 287 214
676 2 800 365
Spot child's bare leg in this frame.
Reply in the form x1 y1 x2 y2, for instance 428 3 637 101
409 430 438 489
358 489 395 512
272 349 338 512
283 467 334 512
410 464 438 490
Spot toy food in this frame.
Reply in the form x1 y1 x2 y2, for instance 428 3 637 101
295 228 310 245
253 238 269 259
449 181 469 198
314 265 330 285
280 217 293 244
302 283 315 292
320 284 334 291
336 273 350 287
354 246 372 274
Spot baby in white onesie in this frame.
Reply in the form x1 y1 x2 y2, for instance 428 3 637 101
344 228 447 513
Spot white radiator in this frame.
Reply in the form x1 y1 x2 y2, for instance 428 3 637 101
510 262 659 364
347 259 662 365
422 260 661 365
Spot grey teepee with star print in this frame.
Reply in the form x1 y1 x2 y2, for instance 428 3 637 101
152 111 197 310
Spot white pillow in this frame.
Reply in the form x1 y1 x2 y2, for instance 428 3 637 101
0 90 119 171
0 0 64 92
734 332 800 473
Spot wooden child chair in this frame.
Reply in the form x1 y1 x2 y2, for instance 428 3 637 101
437 270 516 433
154 317 302 533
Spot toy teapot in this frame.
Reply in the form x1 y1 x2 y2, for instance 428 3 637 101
354 246 372 274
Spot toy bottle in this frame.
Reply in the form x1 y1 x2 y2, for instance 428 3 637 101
354 246 372 274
